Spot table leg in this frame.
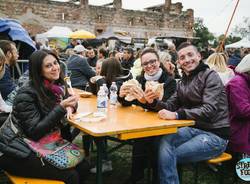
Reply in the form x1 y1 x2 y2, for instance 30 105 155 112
95 137 104 184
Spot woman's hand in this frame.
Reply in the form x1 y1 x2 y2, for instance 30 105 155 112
158 109 176 120
60 95 78 109
131 86 146 104
66 106 74 119
90 76 103 84
144 89 159 104
119 85 131 98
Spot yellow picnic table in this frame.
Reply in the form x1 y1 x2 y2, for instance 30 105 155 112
68 89 195 184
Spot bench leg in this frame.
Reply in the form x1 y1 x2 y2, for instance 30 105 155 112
177 165 183 184
194 163 198 184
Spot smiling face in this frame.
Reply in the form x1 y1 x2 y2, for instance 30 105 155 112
42 54 60 82
177 45 201 75
141 52 160 76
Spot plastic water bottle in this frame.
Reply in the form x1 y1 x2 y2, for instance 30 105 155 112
97 86 108 114
102 83 109 96
109 82 118 105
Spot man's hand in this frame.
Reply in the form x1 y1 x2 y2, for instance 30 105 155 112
164 61 175 76
158 109 176 120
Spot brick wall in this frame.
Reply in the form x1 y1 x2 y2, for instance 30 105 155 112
0 0 194 38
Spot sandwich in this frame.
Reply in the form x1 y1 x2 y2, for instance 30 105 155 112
145 81 164 100
122 79 142 101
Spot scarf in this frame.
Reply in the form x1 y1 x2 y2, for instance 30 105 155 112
44 79 64 104
144 68 163 81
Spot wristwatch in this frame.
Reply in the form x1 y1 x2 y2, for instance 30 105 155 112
175 112 179 120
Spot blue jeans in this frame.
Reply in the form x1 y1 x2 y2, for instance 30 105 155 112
158 127 228 184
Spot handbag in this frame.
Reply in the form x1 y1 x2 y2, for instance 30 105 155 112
23 130 84 169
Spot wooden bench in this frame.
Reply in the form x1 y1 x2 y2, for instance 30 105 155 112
5 172 65 184
179 152 233 184
195 152 232 184
207 152 232 164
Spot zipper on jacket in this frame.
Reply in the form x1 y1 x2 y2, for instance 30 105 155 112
36 153 45 166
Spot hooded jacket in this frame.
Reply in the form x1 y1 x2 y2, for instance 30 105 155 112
226 73 250 154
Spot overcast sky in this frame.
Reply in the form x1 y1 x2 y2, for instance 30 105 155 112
89 0 249 36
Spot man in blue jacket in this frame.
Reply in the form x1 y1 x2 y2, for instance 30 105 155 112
67 45 95 90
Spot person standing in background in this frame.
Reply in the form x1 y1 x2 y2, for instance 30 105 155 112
67 45 95 91
226 54 250 157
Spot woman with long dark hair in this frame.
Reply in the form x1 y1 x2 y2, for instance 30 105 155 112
0 49 89 184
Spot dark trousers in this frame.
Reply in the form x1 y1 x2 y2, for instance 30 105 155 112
0 152 89 184
131 137 160 184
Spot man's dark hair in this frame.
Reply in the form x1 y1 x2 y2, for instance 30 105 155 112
177 42 198 52
87 46 94 50
234 49 241 56
123 47 133 54
99 48 108 58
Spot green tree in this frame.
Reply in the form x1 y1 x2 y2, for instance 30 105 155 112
216 34 241 46
193 18 215 49
233 17 250 37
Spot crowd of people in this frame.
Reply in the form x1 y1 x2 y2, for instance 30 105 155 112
0 37 249 184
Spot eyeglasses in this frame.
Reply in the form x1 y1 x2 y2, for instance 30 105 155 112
141 59 157 67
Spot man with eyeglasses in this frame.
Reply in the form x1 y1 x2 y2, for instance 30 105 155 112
0 40 19 100
119 47 176 184
145 42 229 184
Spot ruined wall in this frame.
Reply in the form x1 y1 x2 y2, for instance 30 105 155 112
0 0 194 38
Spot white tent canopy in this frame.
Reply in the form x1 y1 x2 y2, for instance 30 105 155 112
37 26 73 39
225 37 250 49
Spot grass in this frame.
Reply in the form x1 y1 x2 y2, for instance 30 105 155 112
0 136 249 184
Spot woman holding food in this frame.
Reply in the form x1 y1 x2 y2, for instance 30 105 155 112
119 47 176 184
119 47 176 110
0 49 89 184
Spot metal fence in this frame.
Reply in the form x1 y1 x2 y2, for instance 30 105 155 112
11 60 28 79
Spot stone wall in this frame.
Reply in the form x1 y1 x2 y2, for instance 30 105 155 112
0 0 194 38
